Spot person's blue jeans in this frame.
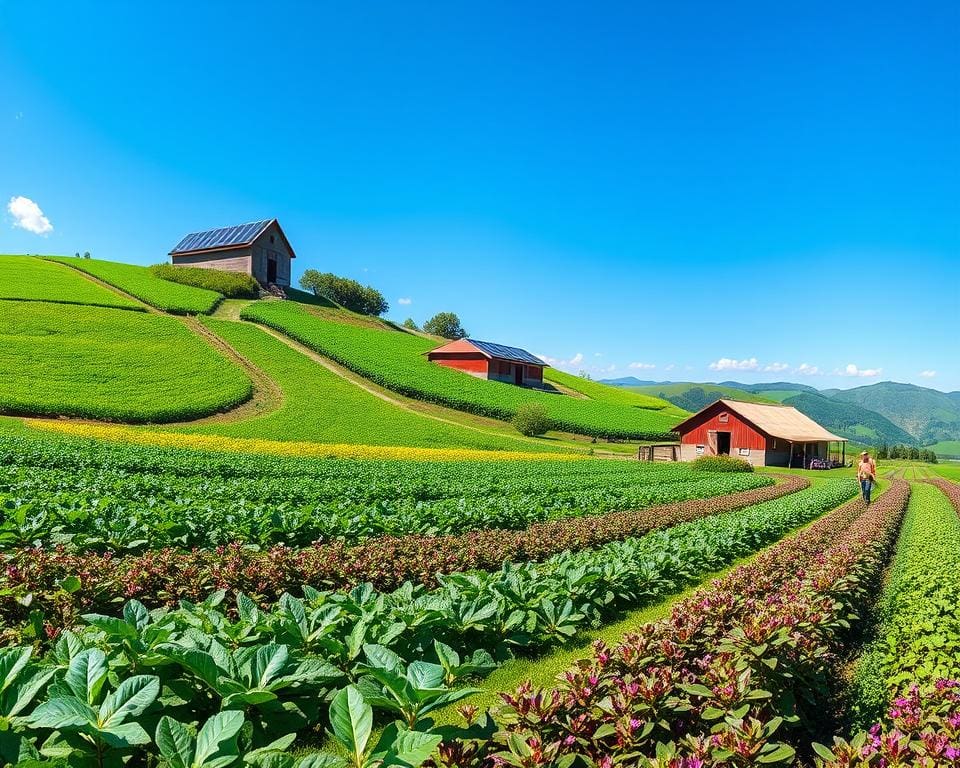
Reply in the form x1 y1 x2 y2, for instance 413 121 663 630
860 479 873 504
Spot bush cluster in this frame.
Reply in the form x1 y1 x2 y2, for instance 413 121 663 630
511 403 550 436
298 269 388 316
149 263 259 298
690 454 754 472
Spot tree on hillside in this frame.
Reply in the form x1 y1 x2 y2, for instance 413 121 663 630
423 312 467 339
299 270 389 316
402 318 419 331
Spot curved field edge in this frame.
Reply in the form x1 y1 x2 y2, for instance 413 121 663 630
42 255 223 314
240 299 681 440
0 302 252 423
845 481 960 727
0 255 143 311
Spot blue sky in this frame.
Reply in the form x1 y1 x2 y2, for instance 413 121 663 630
2 1 958 390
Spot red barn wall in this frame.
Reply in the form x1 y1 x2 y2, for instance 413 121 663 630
678 409 766 450
429 353 489 375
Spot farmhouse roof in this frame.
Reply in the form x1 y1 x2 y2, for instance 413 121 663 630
169 219 296 258
674 399 846 442
429 339 547 366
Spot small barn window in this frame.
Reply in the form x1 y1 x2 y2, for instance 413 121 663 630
738 448 751 457
270 235 275 244
719 412 729 423
696 445 705 455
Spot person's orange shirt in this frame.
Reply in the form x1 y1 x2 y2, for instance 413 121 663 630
857 459 876 480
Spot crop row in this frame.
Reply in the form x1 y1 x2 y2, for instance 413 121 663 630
436 480 909 766
2 475 810 628
0 480 852 765
1 457 768 550
847 482 960 727
240 300 681 440
43 256 223 314
0 255 143 310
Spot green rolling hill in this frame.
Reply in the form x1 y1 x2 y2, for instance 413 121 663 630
830 382 960 445
778 392 916 446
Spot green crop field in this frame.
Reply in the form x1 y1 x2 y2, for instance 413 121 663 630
0 255 142 310
546 368 689 413
185 318 549 451
43 255 223 314
0 301 251 422
241 299 682 439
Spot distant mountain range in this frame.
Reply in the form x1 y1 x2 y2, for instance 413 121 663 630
600 378 960 451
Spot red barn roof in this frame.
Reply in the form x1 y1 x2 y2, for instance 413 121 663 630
673 399 845 442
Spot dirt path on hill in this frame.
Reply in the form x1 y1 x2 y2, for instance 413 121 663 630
32 258 283 427
247 320 607 453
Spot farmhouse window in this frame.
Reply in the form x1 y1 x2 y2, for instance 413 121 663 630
738 448 751 456
696 445 705 455
719 412 729 423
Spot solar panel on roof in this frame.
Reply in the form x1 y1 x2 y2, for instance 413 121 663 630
170 219 273 254
469 340 545 365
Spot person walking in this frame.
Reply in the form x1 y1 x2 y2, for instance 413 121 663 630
857 450 877 505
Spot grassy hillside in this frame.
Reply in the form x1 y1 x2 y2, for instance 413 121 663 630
186 318 553 451
0 301 251 421
831 382 960 444
44 256 222 314
0 255 142 310
928 440 960 458
622 382 771 412
241 299 681 439
781 392 917 446
545 370 688 415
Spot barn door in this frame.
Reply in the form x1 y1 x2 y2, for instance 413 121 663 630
707 430 718 456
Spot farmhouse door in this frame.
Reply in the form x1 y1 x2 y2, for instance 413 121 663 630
267 257 278 283
513 365 523 385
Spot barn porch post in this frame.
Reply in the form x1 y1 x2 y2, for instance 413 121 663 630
842 441 846 466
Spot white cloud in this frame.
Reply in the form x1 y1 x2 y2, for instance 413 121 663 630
628 361 656 370
7 196 53 235
837 363 882 378
664 364 676 372
763 362 790 373
708 357 759 372
536 351 585 371
919 370 937 378
795 363 822 376
397 297 412 305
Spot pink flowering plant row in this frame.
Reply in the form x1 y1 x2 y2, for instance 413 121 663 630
430 480 910 767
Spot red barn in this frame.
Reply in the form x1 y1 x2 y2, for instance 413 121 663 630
673 399 847 468
427 339 547 387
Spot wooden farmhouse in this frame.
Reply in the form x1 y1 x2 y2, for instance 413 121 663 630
427 339 547 387
673 399 848 468
169 219 295 288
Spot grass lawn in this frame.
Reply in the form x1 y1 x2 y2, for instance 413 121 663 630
43 256 222 314
185 318 562 451
0 255 142 310
0 301 251 421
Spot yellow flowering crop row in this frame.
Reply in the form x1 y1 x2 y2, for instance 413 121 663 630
28 420 586 462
